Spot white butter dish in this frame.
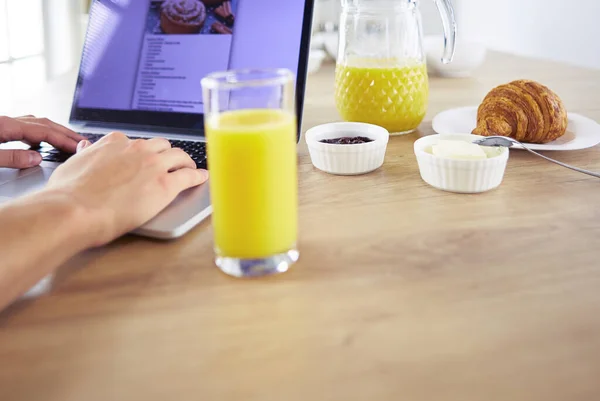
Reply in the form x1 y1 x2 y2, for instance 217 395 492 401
414 134 509 193
305 122 389 175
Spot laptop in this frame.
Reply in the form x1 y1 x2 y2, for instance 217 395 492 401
0 0 314 239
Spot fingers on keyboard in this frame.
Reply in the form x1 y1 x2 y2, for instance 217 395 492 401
43 133 208 169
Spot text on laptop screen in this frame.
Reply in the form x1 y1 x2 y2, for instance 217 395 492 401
75 0 307 115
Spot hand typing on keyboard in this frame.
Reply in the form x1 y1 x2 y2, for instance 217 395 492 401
0 115 85 169
39 131 208 170
0 130 209 310
49 131 209 246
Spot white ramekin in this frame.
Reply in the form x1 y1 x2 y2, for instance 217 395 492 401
414 133 509 193
305 122 389 175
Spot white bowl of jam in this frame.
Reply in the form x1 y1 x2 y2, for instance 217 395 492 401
305 122 389 175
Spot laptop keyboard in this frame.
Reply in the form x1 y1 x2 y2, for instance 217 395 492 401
39 132 208 169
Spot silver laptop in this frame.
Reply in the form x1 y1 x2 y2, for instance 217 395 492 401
0 0 313 239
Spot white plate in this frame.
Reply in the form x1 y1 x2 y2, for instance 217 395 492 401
432 106 600 151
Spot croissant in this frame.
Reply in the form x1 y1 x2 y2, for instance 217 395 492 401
472 80 568 144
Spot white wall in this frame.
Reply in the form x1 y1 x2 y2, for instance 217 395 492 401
420 0 454 36
456 0 600 70
314 0 600 69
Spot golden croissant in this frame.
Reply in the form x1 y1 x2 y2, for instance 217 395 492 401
472 80 568 144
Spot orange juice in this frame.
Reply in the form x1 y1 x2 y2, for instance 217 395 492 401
205 109 298 259
335 59 429 134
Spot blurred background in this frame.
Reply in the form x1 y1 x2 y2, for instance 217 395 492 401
0 0 88 112
0 0 597 113
313 0 599 69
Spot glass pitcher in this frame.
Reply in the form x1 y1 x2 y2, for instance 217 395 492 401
335 0 456 135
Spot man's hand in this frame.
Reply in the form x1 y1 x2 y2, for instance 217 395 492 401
0 115 85 168
0 131 208 309
46 132 209 247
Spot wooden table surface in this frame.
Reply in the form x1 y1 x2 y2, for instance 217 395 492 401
2 52 600 401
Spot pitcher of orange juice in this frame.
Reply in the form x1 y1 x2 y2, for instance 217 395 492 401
335 0 456 134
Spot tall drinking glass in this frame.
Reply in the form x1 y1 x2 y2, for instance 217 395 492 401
201 69 299 278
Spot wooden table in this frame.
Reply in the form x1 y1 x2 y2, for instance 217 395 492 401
2 52 600 401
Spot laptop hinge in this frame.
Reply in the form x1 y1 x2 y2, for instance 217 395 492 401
73 120 203 136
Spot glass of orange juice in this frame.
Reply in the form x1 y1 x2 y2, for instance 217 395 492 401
201 69 298 278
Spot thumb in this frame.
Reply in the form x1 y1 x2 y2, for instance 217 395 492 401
76 140 92 153
0 150 42 169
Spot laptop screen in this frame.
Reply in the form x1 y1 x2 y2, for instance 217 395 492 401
70 0 313 132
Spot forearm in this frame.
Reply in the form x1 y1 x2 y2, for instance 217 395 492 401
0 190 94 310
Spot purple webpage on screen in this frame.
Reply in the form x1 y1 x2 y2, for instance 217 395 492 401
76 0 306 114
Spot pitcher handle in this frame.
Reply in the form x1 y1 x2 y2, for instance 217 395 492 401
432 0 457 64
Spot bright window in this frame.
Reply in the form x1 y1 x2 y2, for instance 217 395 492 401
0 0 46 114
0 0 9 62
0 0 44 63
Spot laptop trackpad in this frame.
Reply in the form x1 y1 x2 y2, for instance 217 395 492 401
0 167 55 198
